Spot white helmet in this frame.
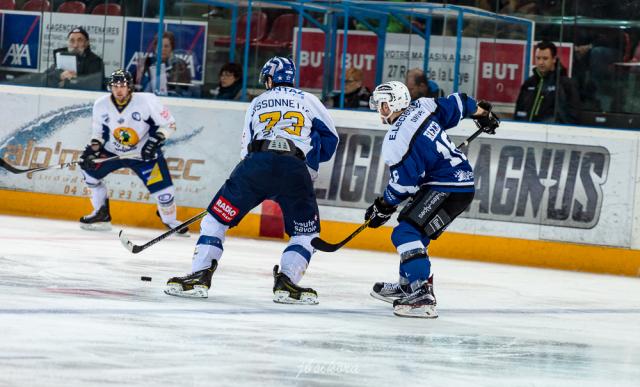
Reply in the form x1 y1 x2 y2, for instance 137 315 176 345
369 81 411 123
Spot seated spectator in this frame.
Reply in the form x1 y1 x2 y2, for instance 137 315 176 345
514 41 580 123
406 68 443 100
210 63 242 100
135 31 191 96
325 68 371 110
574 28 627 111
44 27 105 91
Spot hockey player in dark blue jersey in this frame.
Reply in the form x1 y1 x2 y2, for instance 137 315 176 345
366 81 499 318
164 57 339 304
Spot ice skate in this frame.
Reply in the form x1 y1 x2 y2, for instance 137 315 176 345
370 281 410 304
272 265 318 305
156 210 189 237
79 199 112 231
392 278 437 319
164 260 217 298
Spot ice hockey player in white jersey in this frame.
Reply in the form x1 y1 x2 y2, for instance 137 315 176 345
164 57 339 304
366 81 499 318
78 69 187 234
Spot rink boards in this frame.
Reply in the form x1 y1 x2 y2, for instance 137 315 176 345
1 85 639 277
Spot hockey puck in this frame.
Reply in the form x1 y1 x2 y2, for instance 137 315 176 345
140 276 152 282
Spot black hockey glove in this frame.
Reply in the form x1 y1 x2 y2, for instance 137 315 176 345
365 197 398 228
141 133 165 162
80 140 104 171
472 100 500 135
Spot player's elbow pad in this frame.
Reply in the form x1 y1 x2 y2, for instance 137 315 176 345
157 123 176 141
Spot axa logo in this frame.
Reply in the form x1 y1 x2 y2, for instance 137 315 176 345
2 44 31 66
212 196 239 222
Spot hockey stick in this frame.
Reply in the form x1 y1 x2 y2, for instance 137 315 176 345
457 128 483 152
119 210 208 254
0 152 140 175
311 129 485 253
311 220 370 252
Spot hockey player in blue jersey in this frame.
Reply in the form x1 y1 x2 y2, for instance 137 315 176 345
164 57 339 304
366 81 499 318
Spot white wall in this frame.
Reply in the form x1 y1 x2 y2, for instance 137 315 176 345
0 85 637 249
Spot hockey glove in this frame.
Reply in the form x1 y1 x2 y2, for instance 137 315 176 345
472 100 500 135
141 133 166 162
80 140 104 171
365 197 398 228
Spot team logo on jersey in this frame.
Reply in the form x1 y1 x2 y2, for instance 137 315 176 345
423 121 440 141
211 196 239 222
132 112 141 121
114 127 140 146
454 170 474 182
160 107 171 120
101 113 109 123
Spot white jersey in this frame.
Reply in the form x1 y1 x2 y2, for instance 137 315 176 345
240 86 338 171
90 92 176 156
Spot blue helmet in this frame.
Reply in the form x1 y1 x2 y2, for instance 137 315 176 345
260 56 296 88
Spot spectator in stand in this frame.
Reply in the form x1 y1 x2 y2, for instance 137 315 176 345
574 28 627 111
514 41 580 123
210 63 242 100
325 68 372 110
44 27 105 91
406 68 443 100
135 31 191 96
499 0 538 14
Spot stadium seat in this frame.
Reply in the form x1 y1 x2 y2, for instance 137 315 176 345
57 1 85 14
91 3 121 16
214 11 268 46
21 0 51 11
0 0 15 10
256 13 296 49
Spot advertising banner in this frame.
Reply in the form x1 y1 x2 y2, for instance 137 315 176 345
315 127 389 209
294 28 378 91
0 88 242 208
382 34 477 96
0 11 42 72
475 39 527 104
123 18 208 85
38 13 124 76
0 86 636 248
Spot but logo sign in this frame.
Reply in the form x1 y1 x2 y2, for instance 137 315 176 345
475 41 526 104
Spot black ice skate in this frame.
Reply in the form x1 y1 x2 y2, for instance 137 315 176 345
272 265 318 305
392 277 437 319
79 199 112 231
370 281 410 304
164 260 218 298
156 210 189 237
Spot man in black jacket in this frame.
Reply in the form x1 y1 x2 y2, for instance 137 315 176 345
514 41 580 123
45 27 105 91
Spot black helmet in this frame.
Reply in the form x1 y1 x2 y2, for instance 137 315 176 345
108 69 133 90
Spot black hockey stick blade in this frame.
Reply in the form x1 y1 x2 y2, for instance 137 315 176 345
0 158 27 174
118 210 208 254
0 154 134 175
311 220 370 252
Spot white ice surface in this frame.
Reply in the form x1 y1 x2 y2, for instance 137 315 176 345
0 214 639 387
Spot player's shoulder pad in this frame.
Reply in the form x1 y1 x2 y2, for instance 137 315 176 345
136 92 160 103
381 100 439 166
